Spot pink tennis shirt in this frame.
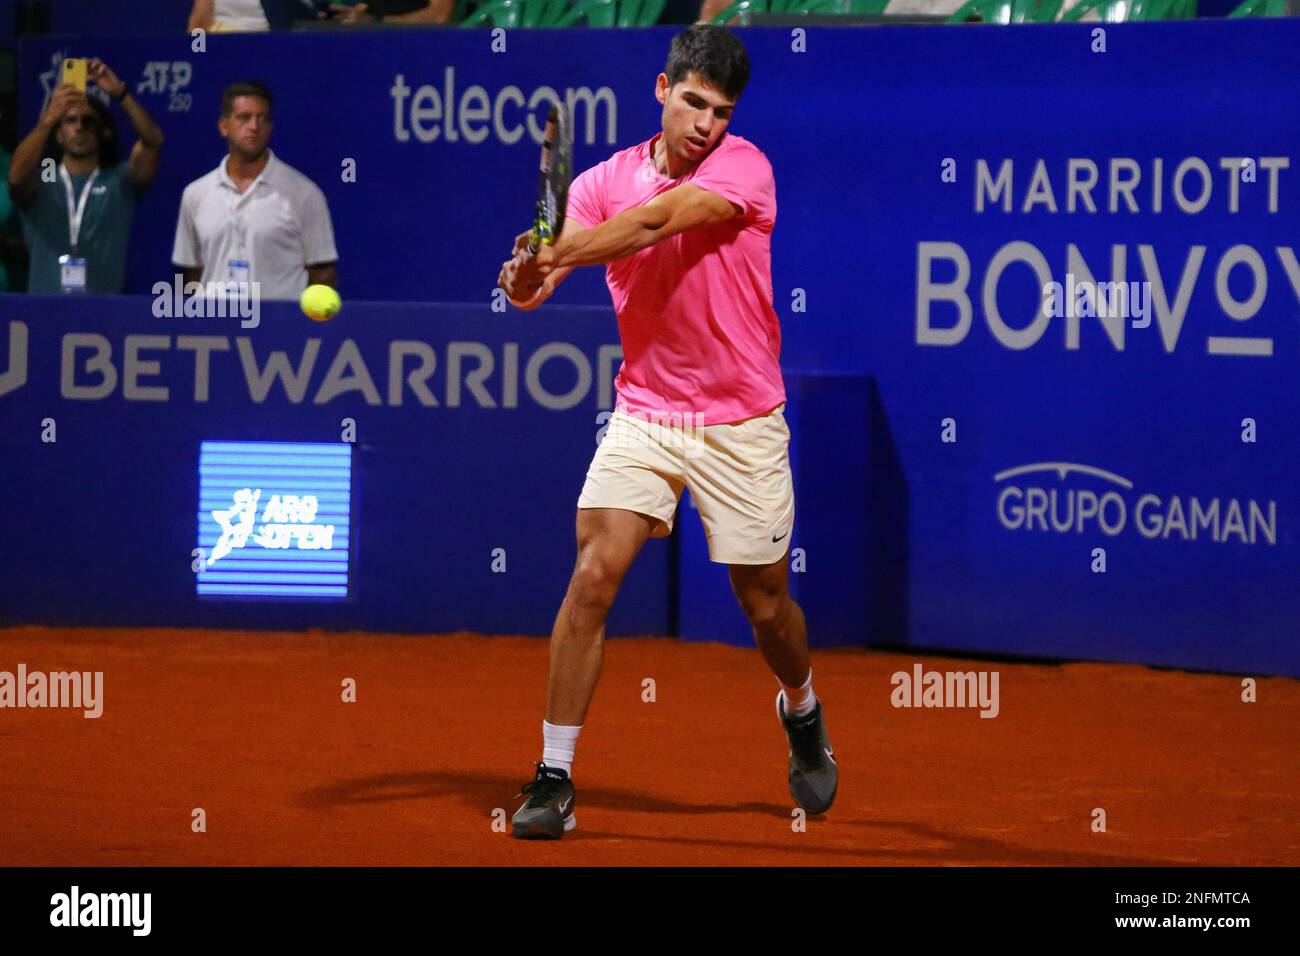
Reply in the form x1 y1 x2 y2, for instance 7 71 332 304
565 131 784 426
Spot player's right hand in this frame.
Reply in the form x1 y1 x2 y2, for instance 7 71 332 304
513 228 536 257
40 84 85 128
497 254 518 293
499 253 541 298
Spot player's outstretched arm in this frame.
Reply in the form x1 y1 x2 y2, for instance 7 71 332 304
553 184 736 269
508 184 736 296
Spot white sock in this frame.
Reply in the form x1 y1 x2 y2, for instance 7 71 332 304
541 720 582 776
779 668 816 718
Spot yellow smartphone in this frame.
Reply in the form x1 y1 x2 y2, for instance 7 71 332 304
61 58 87 93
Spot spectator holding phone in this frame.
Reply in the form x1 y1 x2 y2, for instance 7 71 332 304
7 59 164 294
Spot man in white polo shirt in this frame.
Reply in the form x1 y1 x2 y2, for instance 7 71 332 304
171 81 337 300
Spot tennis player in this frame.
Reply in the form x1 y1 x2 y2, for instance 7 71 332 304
497 25 836 840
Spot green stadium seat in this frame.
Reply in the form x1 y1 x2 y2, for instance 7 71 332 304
950 0 1196 21
1227 0 1288 15
946 0 1063 23
1058 0 1197 20
708 0 769 25
460 0 573 27
557 0 668 26
709 0 887 26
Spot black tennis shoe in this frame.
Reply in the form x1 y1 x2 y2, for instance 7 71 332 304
511 762 576 839
776 691 839 814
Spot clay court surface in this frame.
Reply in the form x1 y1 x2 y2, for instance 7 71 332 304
1 625 1296 867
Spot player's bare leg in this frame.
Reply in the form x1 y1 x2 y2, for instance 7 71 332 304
546 507 656 725
730 553 838 813
513 507 654 838
728 554 809 687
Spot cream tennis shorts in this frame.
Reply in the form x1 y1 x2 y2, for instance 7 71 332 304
577 403 794 565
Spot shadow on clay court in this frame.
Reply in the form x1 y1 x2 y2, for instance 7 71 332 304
300 769 790 818
299 771 1187 864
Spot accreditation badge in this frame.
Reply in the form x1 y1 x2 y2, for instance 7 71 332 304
58 255 88 293
227 259 251 287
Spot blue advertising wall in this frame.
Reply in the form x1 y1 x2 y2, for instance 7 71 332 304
0 297 673 636
5 21 1300 676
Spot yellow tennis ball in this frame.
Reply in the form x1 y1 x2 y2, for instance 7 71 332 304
300 284 341 322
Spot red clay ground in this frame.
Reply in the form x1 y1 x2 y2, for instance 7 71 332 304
1 626 1297 866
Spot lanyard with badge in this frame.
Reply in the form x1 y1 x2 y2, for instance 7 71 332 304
227 176 252 289
58 163 98 293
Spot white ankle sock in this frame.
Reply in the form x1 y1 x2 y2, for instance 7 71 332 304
541 720 582 776
779 669 816 718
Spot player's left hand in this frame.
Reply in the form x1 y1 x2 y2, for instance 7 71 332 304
498 252 542 301
87 59 126 99
513 245 557 290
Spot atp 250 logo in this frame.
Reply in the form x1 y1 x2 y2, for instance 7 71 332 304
136 61 193 113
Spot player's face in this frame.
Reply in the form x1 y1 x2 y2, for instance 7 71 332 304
219 95 274 160
656 72 735 164
57 104 101 159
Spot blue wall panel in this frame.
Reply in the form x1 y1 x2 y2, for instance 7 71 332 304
0 297 672 637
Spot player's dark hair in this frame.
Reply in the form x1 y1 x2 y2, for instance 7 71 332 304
664 25 750 102
221 81 274 118
43 93 119 168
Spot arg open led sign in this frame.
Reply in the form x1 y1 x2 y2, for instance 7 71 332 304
196 441 352 598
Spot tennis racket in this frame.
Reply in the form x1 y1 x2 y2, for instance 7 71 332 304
527 103 573 254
